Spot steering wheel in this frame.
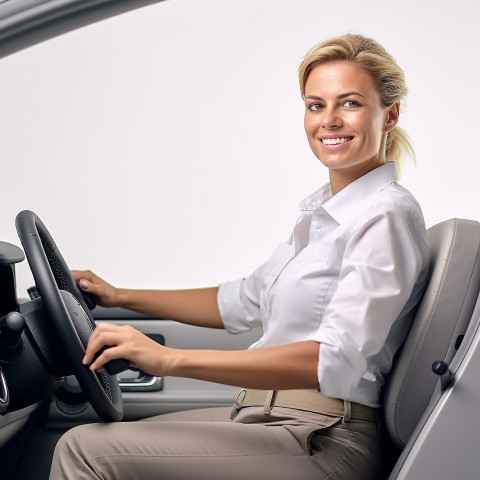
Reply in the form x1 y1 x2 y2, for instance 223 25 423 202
15 210 123 422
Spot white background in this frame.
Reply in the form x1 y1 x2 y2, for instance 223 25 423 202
0 0 478 296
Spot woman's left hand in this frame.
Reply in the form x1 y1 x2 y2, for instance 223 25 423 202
82 323 172 376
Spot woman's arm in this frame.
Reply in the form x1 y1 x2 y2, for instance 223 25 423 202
114 287 223 329
83 323 319 390
170 341 320 389
72 270 223 329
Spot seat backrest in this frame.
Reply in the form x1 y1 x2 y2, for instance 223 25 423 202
382 218 480 448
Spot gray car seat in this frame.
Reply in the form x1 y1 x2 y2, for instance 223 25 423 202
381 218 480 461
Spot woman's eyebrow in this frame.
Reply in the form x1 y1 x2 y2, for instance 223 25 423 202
304 92 366 101
338 91 365 99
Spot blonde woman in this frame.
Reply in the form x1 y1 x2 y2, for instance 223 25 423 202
51 34 430 480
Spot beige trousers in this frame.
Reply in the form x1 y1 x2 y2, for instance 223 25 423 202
49 405 381 479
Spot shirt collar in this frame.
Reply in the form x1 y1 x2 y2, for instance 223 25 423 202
299 162 397 224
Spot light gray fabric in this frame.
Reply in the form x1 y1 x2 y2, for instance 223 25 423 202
383 218 480 448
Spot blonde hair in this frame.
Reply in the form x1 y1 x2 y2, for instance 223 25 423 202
299 34 415 174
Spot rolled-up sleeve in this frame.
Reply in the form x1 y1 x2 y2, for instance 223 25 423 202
309 203 428 399
217 264 266 334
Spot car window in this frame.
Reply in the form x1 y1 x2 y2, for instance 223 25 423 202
0 0 478 297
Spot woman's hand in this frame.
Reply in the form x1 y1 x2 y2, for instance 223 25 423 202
72 270 118 308
83 322 172 376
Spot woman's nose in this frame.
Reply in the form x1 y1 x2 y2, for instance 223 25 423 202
322 107 342 129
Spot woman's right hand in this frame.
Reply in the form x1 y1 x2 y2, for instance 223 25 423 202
71 270 118 308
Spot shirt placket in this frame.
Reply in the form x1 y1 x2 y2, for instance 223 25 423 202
264 212 312 320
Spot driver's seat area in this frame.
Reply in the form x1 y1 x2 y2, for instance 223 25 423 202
381 218 480 476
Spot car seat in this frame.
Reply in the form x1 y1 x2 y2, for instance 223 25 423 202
381 218 480 477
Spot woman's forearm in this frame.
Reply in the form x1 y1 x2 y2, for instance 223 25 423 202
165 340 320 390
115 287 224 329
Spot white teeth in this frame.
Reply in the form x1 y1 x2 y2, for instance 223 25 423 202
321 137 352 145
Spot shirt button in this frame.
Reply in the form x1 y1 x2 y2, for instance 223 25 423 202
314 223 321 229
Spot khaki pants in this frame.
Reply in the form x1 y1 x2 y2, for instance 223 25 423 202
49 405 381 479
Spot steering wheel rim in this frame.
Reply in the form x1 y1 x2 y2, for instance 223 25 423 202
15 210 123 422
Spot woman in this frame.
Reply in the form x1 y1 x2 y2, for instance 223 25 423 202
50 33 430 479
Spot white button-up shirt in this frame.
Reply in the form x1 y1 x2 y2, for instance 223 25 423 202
217 162 430 407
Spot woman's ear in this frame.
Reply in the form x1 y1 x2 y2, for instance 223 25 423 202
383 102 400 133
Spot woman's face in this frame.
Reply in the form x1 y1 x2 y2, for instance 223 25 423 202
303 61 397 187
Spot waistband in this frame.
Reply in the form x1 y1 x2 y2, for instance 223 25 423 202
234 389 377 423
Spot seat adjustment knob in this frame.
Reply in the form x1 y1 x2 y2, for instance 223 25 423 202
432 360 453 391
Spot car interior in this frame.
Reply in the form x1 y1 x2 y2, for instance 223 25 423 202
0 212 263 479
1 211 479 479
1 1 479 479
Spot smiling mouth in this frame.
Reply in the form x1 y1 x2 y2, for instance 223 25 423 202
320 136 353 145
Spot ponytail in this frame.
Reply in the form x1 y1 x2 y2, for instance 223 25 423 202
386 126 415 178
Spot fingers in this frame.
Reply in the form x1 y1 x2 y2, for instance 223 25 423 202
72 270 96 292
72 269 96 284
83 323 131 371
71 270 83 282
71 270 117 307
82 323 165 376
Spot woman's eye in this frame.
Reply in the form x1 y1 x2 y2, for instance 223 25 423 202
343 100 360 108
308 103 324 111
